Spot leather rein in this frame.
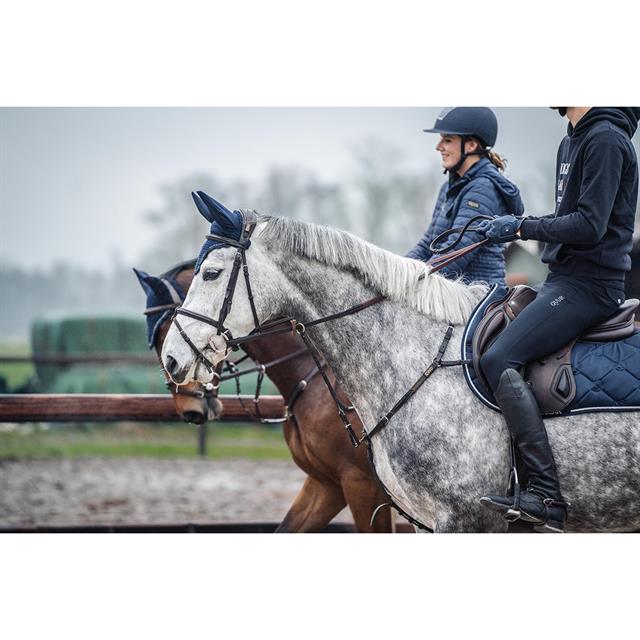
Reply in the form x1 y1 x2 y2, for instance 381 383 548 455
169 210 482 448
427 214 492 274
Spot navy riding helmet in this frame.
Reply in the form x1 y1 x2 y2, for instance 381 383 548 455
424 107 498 174
424 107 498 147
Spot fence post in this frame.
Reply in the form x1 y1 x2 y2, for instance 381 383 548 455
198 422 207 457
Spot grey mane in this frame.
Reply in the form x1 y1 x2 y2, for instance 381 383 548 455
258 215 489 325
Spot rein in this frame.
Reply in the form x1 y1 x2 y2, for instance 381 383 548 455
169 212 471 448
427 214 491 275
218 346 318 424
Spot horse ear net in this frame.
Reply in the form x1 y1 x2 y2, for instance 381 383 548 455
191 191 214 223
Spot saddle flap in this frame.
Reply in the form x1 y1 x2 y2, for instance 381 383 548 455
472 286 537 390
525 340 577 414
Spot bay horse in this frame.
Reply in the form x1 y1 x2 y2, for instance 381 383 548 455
161 194 640 532
137 262 394 533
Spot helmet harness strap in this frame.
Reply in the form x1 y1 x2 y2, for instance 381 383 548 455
445 136 490 178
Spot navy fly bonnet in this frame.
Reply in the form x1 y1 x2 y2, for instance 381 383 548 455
135 192 249 347
134 260 195 348
192 191 247 274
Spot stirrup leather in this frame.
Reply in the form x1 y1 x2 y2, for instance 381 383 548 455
502 451 522 522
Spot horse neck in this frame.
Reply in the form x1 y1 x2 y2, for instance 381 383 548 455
270 250 454 422
241 332 318 396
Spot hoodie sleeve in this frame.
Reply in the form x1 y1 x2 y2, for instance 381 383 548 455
520 132 625 244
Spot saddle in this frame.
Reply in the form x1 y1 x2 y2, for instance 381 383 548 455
472 286 640 415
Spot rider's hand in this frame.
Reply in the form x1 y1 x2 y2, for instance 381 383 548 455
477 215 524 244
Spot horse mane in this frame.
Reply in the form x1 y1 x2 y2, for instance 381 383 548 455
258 216 489 325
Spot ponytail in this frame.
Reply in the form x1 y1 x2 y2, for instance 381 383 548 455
468 136 507 173
487 149 507 173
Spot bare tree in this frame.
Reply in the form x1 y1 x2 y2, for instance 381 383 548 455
138 173 257 272
349 137 440 253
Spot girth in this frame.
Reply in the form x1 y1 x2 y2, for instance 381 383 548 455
472 285 640 414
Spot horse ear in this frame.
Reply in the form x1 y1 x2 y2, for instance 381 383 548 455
133 267 151 289
133 268 165 300
197 191 236 226
191 191 214 223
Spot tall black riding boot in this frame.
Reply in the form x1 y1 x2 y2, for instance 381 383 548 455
480 368 568 532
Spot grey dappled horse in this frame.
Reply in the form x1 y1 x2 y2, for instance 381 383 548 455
162 212 640 532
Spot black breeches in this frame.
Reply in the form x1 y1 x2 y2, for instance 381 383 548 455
480 272 624 392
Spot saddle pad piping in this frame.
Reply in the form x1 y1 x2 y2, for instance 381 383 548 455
461 284 501 413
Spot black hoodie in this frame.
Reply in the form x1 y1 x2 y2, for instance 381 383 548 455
520 107 640 285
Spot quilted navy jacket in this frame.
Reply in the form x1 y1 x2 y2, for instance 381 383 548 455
407 158 524 285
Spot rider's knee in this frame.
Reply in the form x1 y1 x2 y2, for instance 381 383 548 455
480 348 506 392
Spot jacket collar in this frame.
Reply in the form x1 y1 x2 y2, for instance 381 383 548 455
447 157 492 195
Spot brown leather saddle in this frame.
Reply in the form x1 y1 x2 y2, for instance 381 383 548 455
472 286 640 415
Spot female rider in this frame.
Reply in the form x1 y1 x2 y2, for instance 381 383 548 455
479 107 640 532
407 106 524 285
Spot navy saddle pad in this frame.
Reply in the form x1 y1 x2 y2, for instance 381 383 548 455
461 285 640 417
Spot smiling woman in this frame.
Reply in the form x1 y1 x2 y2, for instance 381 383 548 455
406 107 524 286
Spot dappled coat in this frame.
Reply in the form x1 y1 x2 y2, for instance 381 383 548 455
407 157 524 285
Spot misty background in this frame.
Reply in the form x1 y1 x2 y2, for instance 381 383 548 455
1 107 638 340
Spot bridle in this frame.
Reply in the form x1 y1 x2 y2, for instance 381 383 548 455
165 207 494 532
168 208 384 444
141 226 324 424
168 209 484 449
171 209 261 376
143 300 219 402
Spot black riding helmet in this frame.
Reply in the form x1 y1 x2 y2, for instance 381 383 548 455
424 107 498 175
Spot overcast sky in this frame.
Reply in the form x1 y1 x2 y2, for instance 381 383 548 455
1 108 570 270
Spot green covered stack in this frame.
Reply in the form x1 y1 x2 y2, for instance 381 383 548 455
30 316 166 393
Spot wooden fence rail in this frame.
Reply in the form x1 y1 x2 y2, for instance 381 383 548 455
0 394 285 423
0 354 158 365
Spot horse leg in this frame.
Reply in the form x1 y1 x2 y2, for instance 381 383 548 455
274 476 347 533
341 471 394 533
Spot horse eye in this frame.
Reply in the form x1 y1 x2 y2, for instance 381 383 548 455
203 268 222 282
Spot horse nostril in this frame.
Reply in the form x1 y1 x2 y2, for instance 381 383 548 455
183 411 206 425
165 355 187 383
165 355 178 376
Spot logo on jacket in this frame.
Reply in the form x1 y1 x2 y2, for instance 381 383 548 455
556 163 571 204
550 295 565 307
467 200 480 209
